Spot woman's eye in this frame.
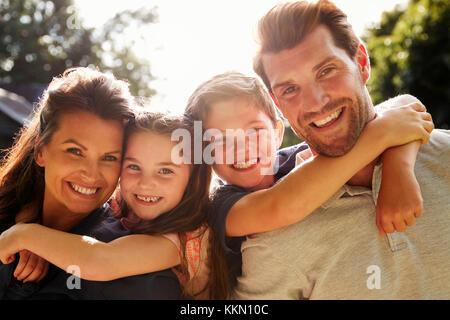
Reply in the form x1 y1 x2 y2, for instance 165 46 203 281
67 148 82 156
127 164 140 171
103 155 118 162
159 168 173 175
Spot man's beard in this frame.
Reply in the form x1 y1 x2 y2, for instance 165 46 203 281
297 93 370 157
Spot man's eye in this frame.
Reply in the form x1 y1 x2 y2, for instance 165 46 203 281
319 66 335 77
159 168 173 175
282 86 297 96
103 155 118 162
67 148 82 156
127 164 140 171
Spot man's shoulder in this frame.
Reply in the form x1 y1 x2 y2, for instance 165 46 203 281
418 129 450 169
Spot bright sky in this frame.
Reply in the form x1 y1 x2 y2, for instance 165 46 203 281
75 0 409 113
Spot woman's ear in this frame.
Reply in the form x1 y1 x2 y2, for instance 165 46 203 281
274 119 285 149
34 136 45 167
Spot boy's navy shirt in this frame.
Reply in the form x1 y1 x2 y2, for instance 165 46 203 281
0 203 181 300
210 142 309 289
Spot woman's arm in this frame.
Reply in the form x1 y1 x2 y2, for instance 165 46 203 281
225 96 433 237
0 223 180 281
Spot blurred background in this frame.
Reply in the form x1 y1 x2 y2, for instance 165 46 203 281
1 0 449 155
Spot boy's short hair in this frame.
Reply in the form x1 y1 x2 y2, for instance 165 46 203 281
185 71 279 126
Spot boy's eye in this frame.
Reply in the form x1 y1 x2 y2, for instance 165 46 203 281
127 164 140 171
67 148 82 156
159 168 173 175
103 155 118 162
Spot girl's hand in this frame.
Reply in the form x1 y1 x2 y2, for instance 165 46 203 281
376 165 423 236
14 250 49 283
372 102 434 148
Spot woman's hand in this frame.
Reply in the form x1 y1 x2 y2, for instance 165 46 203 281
14 250 49 282
0 224 49 282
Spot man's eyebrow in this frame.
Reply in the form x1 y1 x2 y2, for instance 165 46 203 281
272 56 338 92
312 56 336 72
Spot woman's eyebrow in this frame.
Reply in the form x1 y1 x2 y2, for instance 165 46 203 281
62 139 87 150
63 139 121 154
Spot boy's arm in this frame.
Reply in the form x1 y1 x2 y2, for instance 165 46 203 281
0 223 180 281
226 96 433 237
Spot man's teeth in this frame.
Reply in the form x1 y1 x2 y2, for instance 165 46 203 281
136 195 161 203
313 108 343 127
70 183 97 195
232 159 258 169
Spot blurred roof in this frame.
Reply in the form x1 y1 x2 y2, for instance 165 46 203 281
0 88 34 124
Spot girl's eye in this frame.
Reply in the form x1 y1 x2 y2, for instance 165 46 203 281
127 164 140 171
67 148 82 156
103 155 118 162
159 168 173 175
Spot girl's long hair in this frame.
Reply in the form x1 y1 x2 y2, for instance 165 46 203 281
0 67 134 232
116 109 213 298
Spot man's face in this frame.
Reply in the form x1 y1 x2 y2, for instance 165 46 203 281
262 25 373 156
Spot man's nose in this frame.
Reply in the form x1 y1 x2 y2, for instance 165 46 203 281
302 84 330 113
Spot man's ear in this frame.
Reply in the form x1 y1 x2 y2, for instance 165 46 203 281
274 119 285 149
356 43 370 84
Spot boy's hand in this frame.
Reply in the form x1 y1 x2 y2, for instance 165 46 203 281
14 250 49 283
374 102 434 148
376 166 423 236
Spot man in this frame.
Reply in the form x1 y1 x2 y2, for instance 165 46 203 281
234 0 450 299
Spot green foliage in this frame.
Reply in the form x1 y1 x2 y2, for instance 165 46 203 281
364 0 450 128
0 0 157 97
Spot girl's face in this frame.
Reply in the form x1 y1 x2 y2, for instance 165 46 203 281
120 130 192 220
36 110 124 217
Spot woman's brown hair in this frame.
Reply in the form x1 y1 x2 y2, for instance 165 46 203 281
0 67 135 232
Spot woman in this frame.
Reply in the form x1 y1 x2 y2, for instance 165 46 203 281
0 67 181 299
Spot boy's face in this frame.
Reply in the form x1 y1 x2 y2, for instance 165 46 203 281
204 97 283 190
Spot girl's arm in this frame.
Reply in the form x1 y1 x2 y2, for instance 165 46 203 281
0 223 180 281
225 96 433 237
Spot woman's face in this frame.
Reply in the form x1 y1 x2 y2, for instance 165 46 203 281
36 110 124 216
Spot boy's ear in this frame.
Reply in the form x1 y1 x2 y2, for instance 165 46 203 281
356 43 370 84
275 119 285 149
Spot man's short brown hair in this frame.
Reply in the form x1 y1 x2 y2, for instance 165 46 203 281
254 0 361 92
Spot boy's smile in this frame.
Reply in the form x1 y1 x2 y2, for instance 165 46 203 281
204 97 283 190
